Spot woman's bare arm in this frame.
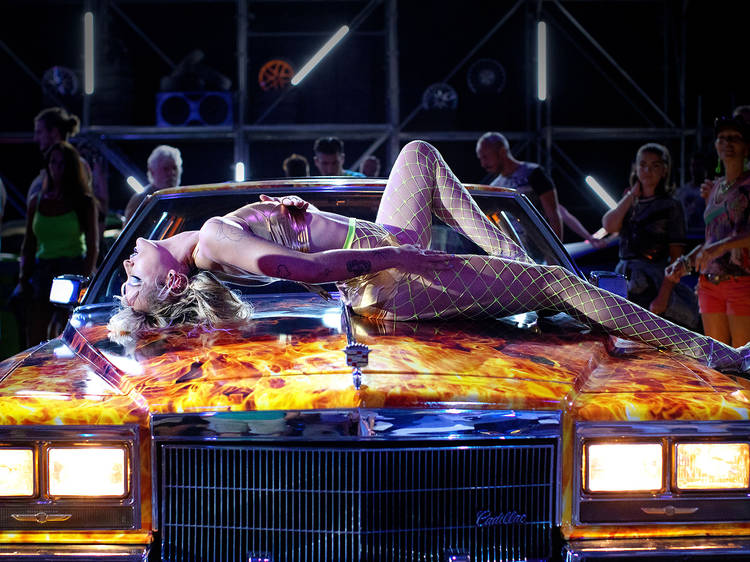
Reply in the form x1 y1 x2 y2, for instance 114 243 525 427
602 186 638 233
197 217 453 283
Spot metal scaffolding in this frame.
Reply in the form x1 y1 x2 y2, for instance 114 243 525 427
1 0 699 200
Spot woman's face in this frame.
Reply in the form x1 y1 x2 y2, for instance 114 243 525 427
636 150 667 191
48 148 65 185
121 238 182 312
715 128 748 163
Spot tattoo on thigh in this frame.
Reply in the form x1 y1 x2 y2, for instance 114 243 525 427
346 260 371 276
275 264 291 279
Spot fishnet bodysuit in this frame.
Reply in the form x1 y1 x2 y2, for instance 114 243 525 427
342 140 747 372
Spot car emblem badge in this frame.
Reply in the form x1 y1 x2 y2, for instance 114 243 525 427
344 343 369 390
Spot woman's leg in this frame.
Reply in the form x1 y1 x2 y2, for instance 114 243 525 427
376 140 530 261
702 314 730 344
728 316 750 347
378 255 744 371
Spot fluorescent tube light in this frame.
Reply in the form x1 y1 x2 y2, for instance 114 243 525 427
291 25 350 86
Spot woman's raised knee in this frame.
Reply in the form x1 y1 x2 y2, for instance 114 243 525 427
402 140 438 159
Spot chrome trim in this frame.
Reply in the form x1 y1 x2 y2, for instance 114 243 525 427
577 420 750 438
151 408 561 441
0 424 139 442
11 512 72 523
159 440 558 562
0 544 149 561
640 506 698 515
573 421 750 526
564 538 750 560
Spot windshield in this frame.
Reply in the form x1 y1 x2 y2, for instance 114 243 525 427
86 186 576 305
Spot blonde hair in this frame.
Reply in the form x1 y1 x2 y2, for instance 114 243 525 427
108 271 253 338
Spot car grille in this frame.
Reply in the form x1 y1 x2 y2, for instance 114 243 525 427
159 442 556 562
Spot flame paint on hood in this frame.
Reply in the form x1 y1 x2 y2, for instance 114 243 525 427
1 296 748 425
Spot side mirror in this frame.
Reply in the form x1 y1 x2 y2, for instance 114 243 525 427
50 275 90 307
589 270 627 298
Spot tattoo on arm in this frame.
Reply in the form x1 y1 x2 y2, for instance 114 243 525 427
214 220 245 242
346 260 371 276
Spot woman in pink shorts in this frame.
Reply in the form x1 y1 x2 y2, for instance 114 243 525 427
667 115 750 345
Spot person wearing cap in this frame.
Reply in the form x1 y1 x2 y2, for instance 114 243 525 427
666 115 750 346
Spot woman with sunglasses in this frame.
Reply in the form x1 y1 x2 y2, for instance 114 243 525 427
667 116 750 346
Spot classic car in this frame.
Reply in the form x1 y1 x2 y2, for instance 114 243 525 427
0 178 748 562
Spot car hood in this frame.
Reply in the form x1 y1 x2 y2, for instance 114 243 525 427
1 295 749 424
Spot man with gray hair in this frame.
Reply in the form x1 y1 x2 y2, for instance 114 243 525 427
476 131 601 245
125 145 183 221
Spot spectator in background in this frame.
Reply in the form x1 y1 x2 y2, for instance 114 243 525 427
667 116 750 346
359 155 382 177
675 151 708 238
16 141 98 345
602 143 699 330
476 132 602 245
29 108 108 246
282 153 310 177
29 108 89 204
700 105 750 201
125 145 183 221
312 137 365 177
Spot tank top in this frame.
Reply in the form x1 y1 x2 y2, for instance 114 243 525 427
32 210 85 259
243 204 310 252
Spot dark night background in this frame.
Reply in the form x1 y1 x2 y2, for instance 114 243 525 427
1 0 748 238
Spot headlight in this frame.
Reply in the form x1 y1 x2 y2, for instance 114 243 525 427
585 442 663 492
48 447 127 497
675 442 750 490
0 448 35 496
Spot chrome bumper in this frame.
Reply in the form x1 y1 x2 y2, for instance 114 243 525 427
565 538 750 560
0 545 149 561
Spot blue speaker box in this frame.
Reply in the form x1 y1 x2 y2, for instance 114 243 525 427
155 91 233 126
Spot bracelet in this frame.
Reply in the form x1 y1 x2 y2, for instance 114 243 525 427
678 255 693 274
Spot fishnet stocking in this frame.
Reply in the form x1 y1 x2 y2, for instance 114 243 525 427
376 140 530 261
345 140 746 371
381 257 740 370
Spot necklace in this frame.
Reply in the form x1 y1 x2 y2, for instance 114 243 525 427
713 175 739 204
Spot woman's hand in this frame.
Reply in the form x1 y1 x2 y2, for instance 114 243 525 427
587 236 607 249
700 179 715 200
664 258 687 282
628 181 642 200
694 241 725 272
396 245 458 276
259 193 309 211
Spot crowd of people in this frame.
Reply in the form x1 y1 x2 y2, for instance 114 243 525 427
2 104 749 358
